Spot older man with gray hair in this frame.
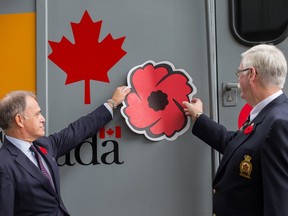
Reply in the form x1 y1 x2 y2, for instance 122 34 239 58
183 44 288 216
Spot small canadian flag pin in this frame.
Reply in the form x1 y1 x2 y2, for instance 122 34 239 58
99 126 121 139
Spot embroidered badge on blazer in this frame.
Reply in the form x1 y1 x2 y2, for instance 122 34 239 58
239 155 253 179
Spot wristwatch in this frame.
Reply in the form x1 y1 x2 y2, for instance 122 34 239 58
107 99 117 109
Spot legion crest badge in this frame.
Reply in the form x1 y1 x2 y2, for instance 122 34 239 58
239 155 252 179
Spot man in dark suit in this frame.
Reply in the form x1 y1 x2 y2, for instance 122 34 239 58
183 44 288 216
0 86 130 216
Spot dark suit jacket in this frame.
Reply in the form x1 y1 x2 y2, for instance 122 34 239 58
192 93 288 216
0 104 112 216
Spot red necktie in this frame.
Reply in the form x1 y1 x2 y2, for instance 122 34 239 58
30 145 55 190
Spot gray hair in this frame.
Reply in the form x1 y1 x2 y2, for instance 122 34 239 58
241 44 287 89
0 91 36 130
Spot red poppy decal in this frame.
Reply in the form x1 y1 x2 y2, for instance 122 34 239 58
121 61 197 141
39 146 48 154
244 123 254 135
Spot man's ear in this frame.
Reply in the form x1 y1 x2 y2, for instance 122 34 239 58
248 66 258 81
15 114 25 128
251 67 258 76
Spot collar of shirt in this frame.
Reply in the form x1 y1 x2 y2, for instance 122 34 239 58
5 135 32 155
250 90 283 122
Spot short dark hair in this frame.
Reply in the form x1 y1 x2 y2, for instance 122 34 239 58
0 91 36 130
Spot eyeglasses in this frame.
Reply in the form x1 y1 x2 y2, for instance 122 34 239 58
235 68 250 77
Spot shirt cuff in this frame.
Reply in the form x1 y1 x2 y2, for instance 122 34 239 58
104 103 113 117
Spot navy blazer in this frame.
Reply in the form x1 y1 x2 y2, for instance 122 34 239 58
0 104 112 216
192 93 288 216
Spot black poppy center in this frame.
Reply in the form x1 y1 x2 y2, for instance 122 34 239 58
147 90 169 111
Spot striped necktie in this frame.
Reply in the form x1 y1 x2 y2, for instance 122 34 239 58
30 145 55 190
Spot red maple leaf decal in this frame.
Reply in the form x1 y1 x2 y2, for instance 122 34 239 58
48 10 127 104
106 128 114 137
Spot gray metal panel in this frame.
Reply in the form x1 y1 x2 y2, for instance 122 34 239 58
216 1 288 129
216 0 247 130
0 0 35 14
37 0 213 215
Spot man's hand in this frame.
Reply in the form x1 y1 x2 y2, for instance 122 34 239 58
108 86 131 109
182 98 203 121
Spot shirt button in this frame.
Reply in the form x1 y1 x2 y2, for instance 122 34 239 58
213 188 216 194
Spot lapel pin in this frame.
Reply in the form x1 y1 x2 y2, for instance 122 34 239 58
39 146 48 154
243 123 254 135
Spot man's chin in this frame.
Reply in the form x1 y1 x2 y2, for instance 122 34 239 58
38 131 45 138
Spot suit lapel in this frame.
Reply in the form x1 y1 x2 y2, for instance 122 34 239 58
214 94 287 182
4 140 56 195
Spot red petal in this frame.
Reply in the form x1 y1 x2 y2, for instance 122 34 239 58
157 73 192 104
149 99 186 136
131 64 168 100
124 93 160 128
